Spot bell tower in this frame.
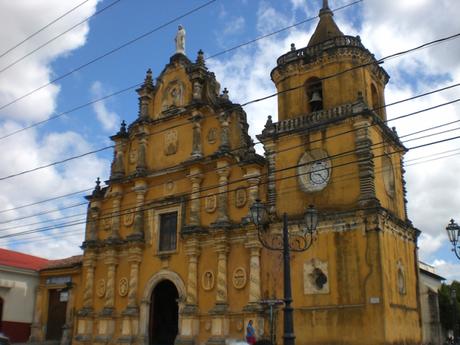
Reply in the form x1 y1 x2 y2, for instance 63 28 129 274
258 3 422 344
271 0 389 121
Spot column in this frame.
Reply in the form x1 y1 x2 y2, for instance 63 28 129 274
110 140 126 179
244 167 261 220
131 180 147 240
219 112 230 153
29 285 44 341
264 141 277 215
215 243 229 308
82 254 96 310
110 192 122 240
354 118 379 207
86 201 100 242
215 161 230 224
127 248 142 311
191 114 203 159
60 286 75 345
104 252 118 312
185 239 200 306
189 167 203 227
136 134 147 173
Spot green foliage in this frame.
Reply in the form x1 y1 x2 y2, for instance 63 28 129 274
438 281 460 334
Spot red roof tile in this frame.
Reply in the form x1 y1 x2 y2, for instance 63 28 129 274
43 255 83 270
0 247 49 271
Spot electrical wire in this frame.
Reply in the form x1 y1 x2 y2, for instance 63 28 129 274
0 0 217 113
0 0 91 59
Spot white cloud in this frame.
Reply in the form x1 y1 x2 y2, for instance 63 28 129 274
432 259 460 282
90 81 120 132
0 0 106 259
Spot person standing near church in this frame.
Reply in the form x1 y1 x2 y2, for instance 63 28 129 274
246 320 256 345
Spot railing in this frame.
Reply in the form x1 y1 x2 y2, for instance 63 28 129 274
276 35 367 66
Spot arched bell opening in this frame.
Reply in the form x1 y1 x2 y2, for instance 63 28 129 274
305 77 324 113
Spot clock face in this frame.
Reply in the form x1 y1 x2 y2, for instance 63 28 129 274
298 149 331 192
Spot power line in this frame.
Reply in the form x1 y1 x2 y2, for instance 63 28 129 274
0 0 217 113
2 131 460 241
0 0 123 75
0 0 91 59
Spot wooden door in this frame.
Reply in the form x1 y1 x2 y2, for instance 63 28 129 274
46 289 67 340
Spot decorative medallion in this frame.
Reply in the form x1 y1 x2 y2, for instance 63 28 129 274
207 127 217 144
164 130 178 156
123 213 134 227
96 279 106 298
164 180 176 195
205 195 217 213
202 271 215 291
232 267 247 289
297 149 331 193
118 277 129 297
382 154 395 197
129 149 138 164
235 188 247 208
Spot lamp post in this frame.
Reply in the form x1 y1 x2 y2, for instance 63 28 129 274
446 219 460 260
250 199 318 345
451 288 458 344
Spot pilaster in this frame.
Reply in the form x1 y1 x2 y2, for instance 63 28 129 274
263 140 277 215
190 114 204 159
188 167 203 227
214 160 230 225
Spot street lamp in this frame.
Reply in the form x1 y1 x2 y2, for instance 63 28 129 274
249 199 318 345
446 219 460 260
451 288 458 344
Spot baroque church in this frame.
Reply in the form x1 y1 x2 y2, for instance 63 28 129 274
30 2 423 345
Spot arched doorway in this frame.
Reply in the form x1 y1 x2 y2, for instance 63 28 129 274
149 280 179 345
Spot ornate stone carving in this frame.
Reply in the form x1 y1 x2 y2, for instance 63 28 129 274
164 130 178 156
175 25 186 55
205 195 217 213
123 213 134 227
216 161 230 223
119 278 129 297
193 81 203 100
207 127 217 144
185 239 200 305
189 169 203 226
191 114 203 158
82 256 96 308
202 271 215 291
232 267 247 289
303 259 329 295
235 188 247 208
162 81 184 111
164 180 176 195
102 217 112 231
215 245 229 304
96 279 106 298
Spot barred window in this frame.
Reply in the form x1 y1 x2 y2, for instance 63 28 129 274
159 212 178 252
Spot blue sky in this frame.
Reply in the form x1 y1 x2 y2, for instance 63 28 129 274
0 0 459 281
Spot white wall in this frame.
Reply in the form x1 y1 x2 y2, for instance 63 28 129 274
0 265 39 323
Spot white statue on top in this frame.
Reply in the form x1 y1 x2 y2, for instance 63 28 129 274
175 25 186 55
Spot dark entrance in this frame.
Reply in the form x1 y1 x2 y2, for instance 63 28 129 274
149 280 179 345
45 289 67 340
0 297 3 332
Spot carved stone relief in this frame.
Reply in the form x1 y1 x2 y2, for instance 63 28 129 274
235 188 247 208
232 267 247 289
96 279 106 298
102 218 112 231
303 259 329 294
119 277 129 297
164 180 176 195
202 271 215 291
162 80 184 111
123 213 134 227
207 127 217 144
205 195 217 213
164 130 178 156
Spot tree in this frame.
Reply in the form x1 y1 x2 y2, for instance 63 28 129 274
439 281 460 338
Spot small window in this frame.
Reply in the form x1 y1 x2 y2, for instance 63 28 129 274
159 212 178 252
371 84 382 118
305 77 323 112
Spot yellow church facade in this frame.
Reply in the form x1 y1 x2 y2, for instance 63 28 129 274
31 3 422 345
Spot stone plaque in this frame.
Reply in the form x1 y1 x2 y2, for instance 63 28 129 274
232 267 247 289
123 213 134 227
202 271 215 291
303 259 329 295
164 180 176 195
96 279 106 298
119 277 129 297
235 188 247 208
164 130 178 156
207 127 217 144
205 195 217 213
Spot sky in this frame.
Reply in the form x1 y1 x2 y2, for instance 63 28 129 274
0 0 459 281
